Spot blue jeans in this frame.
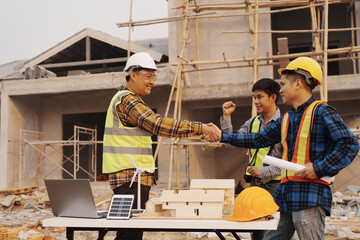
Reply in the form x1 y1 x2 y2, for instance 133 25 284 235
262 206 326 240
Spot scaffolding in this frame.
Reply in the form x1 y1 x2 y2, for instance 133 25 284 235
19 125 101 188
117 0 360 189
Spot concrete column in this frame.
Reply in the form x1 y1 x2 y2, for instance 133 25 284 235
0 90 9 190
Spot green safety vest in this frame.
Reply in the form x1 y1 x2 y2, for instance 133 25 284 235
102 90 155 174
245 116 281 180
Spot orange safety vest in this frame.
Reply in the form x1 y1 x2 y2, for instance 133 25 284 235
280 100 329 185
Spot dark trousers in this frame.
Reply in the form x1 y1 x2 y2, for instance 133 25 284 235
113 182 151 240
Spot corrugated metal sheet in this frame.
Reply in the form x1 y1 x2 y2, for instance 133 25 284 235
0 60 26 79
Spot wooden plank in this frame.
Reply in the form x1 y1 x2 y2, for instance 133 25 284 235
0 187 39 195
277 37 289 68
1 195 16 207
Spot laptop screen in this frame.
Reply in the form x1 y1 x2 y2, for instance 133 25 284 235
44 179 102 218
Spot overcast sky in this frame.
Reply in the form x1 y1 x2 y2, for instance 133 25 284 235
0 0 168 65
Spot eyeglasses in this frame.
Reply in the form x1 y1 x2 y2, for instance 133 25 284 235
136 70 157 82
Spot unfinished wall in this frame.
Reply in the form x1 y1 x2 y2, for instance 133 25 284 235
2 95 43 189
168 0 273 89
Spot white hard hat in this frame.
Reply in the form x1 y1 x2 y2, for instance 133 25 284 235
124 52 157 72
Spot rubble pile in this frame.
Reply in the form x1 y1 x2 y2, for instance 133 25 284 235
0 186 66 240
326 186 360 239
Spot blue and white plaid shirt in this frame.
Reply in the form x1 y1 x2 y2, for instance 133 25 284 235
221 97 359 215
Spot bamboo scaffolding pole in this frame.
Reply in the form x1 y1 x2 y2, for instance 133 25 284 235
194 0 202 85
320 3 326 50
223 27 360 34
323 0 329 102
173 0 352 12
248 0 260 117
176 46 360 67
317 7 321 34
127 0 134 58
162 141 225 147
176 65 183 190
176 70 183 190
181 54 360 73
117 12 216 28
168 0 190 190
176 145 180 189
350 5 357 74
175 62 184 190
310 0 324 100
327 56 360 62
168 138 175 189
152 19 191 177
117 3 328 28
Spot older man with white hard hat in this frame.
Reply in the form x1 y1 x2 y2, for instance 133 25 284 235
102 52 219 240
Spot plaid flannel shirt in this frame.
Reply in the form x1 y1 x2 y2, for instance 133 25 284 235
221 97 359 215
108 85 202 190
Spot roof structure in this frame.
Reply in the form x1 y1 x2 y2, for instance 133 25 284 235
15 28 166 77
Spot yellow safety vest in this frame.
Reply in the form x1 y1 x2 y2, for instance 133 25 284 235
102 90 155 174
245 116 282 180
280 100 328 185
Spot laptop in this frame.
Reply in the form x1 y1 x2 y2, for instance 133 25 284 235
44 179 107 218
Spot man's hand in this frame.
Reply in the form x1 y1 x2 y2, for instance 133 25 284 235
202 123 221 142
222 101 236 120
247 166 261 177
295 163 318 180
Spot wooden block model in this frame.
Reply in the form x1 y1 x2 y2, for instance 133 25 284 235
142 197 171 217
143 179 235 219
190 179 235 217
161 189 225 219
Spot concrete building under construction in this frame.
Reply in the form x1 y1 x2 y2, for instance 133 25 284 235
0 0 360 193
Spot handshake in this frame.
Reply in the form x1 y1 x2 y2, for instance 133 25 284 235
202 123 222 142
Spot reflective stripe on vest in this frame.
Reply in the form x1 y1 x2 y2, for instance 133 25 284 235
245 116 282 180
102 90 155 174
280 100 328 185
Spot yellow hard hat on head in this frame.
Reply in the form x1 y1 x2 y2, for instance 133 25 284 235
226 186 279 222
278 57 323 86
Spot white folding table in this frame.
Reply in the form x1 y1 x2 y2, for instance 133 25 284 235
42 212 279 240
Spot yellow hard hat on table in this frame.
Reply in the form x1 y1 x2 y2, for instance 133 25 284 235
226 186 279 222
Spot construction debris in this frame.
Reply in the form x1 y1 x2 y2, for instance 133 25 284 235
2 184 360 239
24 66 56 79
325 185 360 239
0 186 56 239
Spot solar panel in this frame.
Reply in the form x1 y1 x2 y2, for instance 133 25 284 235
106 194 134 220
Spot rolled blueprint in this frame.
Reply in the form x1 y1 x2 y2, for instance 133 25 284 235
262 155 334 183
